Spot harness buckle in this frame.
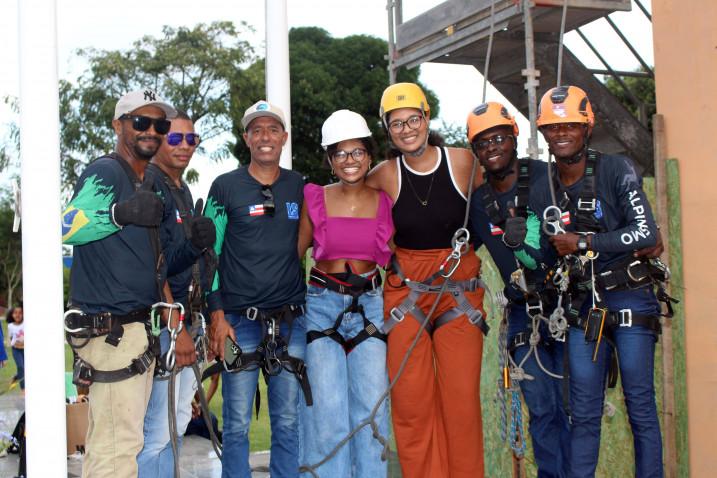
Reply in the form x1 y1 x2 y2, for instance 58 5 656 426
389 307 405 324
525 297 543 317
246 307 259 321
467 309 484 326
577 197 596 212
626 260 648 283
618 309 633 327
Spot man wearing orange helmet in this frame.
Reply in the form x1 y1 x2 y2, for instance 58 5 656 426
535 85 669 477
467 102 570 477
367 82 488 478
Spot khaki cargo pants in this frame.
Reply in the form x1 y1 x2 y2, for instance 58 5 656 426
75 322 154 478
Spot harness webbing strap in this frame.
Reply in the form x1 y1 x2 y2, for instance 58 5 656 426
383 255 489 336
306 267 387 354
480 158 532 228
204 305 313 406
72 337 158 385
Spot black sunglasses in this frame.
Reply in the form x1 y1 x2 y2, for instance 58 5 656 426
167 132 201 147
120 114 171 135
261 185 275 217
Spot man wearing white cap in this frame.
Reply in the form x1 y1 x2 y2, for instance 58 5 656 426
62 89 188 477
204 100 308 477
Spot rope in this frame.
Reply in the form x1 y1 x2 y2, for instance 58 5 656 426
482 0 496 103
509 389 526 457
556 0 569 87
301 149 482 476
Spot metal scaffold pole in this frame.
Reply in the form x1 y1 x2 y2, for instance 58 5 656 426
521 0 541 160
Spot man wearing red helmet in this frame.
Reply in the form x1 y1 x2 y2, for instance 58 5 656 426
534 85 670 477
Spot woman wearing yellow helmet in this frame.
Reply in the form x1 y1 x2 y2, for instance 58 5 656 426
367 82 487 478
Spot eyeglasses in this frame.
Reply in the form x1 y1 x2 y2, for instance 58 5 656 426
331 148 368 163
120 114 171 135
167 132 201 147
261 185 275 217
388 115 423 133
474 134 513 151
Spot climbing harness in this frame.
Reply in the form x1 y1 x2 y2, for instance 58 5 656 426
202 304 313 406
306 266 387 354
65 307 159 387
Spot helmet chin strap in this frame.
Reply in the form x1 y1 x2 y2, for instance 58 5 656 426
486 150 517 180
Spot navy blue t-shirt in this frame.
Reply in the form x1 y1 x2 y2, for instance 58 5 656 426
470 159 551 331
205 166 306 313
148 163 202 307
533 152 660 315
63 155 163 315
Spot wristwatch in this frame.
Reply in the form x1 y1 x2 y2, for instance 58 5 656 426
577 235 589 252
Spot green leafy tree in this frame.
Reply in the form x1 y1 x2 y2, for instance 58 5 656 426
231 27 440 184
0 197 22 308
604 68 655 129
60 21 256 190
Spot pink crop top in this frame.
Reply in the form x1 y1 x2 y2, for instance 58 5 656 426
304 183 394 267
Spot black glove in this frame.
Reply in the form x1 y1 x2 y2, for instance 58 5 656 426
502 216 527 249
190 199 216 250
191 217 216 250
112 179 163 227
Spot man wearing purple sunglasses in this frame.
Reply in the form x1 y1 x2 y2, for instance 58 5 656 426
139 110 216 477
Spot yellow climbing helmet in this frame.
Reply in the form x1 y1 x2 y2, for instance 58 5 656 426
466 102 519 143
536 85 595 128
379 82 430 123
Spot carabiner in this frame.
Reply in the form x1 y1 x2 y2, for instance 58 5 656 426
440 250 461 278
542 205 566 236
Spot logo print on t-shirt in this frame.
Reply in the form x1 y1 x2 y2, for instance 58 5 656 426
286 202 299 220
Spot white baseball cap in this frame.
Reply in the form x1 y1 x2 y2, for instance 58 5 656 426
114 88 177 120
241 100 286 129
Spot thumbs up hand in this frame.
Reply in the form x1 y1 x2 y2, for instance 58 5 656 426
502 201 527 249
111 177 164 227
189 198 216 251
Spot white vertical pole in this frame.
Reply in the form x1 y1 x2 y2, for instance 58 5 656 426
265 0 293 169
17 0 67 475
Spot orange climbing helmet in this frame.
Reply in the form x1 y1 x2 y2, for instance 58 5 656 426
536 85 595 128
466 102 519 143
379 82 430 124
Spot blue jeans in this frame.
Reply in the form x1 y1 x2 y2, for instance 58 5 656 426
509 309 570 478
222 311 306 478
11 347 24 390
568 324 662 477
301 285 389 478
138 329 198 478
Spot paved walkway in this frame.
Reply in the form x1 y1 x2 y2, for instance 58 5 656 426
0 392 401 477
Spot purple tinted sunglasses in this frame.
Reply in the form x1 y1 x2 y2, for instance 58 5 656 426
167 132 201 147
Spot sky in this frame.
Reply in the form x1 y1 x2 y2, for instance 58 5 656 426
0 0 653 200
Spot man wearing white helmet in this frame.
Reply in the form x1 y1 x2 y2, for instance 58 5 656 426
298 110 393 477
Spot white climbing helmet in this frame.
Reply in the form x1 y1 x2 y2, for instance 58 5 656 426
320 110 372 150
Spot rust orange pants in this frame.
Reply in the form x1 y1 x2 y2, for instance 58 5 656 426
385 247 486 478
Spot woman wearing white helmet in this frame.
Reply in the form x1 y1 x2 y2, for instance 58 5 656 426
298 110 393 478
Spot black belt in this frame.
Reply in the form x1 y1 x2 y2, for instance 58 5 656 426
596 257 669 291
308 267 382 296
569 309 661 334
65 307 152 347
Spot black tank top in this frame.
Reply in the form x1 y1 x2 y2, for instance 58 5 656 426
392 147 467 249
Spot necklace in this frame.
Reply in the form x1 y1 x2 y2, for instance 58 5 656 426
402 155 436 207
